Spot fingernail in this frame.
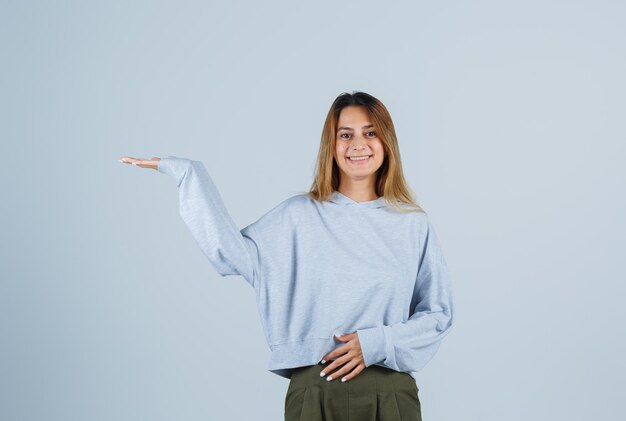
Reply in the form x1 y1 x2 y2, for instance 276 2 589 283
132 162 138 165
118 159 123 163
320 371 325 377
341 377 347 382
321 359 326 364
326 376 332 381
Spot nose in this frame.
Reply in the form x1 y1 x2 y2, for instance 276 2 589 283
351 135 367 150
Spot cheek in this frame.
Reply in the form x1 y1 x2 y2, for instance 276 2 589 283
375 146 386 163
335 145 344 160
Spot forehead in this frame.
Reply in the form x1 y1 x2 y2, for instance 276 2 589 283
337 106 372 130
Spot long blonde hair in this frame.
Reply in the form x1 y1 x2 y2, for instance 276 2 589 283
304 91 424 213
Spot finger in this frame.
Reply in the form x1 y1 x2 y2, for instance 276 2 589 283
118 156 142 164
133 159 159 170
334 332 353 339
337 363 365 383
321 342 350 365
329 360 362 383
324 359 361 382
131 159 145 167
119 156 159 170
319 354 351 379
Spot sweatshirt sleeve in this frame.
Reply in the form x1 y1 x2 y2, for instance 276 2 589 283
356 215 455 373
157 156 261 289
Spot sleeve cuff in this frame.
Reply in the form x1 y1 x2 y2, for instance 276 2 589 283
156 156 190 186
157 156 175 175
356 326 387 367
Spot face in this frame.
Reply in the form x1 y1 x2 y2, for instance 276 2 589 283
334 106 386 184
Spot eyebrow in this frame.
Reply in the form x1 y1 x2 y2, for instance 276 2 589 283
337 124 374 132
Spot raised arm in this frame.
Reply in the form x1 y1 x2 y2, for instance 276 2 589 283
119 155 261 288
355 215 456 373
157 156 259 287
157 156 262 288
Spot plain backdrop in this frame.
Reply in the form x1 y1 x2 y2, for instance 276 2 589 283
1 1 624 420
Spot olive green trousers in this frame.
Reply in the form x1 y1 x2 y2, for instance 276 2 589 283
284 363 422 421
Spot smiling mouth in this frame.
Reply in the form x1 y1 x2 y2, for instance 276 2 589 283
346 155 372 162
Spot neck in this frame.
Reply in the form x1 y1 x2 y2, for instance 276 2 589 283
337 182 378 202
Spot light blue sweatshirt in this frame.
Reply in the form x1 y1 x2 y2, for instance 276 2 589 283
157 156 455 383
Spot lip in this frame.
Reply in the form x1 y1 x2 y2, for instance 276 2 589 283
345 155 372 164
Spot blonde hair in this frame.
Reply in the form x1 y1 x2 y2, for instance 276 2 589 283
303 91 424 213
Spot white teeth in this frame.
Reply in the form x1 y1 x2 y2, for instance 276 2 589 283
348 156 370 161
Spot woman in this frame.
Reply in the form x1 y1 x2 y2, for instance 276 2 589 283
119 91 455 421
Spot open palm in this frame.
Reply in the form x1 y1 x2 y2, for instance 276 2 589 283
118 156 160 170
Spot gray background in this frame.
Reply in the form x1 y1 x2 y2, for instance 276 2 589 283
2 1 624 420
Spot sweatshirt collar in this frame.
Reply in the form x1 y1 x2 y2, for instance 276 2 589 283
329 191 388 208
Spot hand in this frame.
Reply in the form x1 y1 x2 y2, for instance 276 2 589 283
319 332 366 382
118 156 160 170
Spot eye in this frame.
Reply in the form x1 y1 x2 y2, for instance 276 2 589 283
366 131 377 137
339 133 350 139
